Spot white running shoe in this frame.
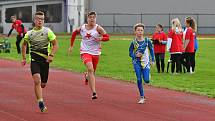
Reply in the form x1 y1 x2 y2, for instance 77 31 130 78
138 97 145 104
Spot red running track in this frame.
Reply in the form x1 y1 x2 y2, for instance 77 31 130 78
0 59 215 121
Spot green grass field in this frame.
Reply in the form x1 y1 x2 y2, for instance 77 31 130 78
1 35 215 97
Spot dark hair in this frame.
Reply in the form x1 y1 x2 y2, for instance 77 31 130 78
185 16 197 32
157 24 163 31
87 11 97 17
134 23 145 31
35 11 44 16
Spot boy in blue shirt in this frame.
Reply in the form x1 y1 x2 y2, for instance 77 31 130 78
129 23 155 104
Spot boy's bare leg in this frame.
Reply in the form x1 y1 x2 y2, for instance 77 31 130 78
32 74 47 112
85 62 97 99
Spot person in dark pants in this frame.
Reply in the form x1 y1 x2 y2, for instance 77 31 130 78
7 16 29 54
167 18 183 74
152 24 167 73
183 16 196 74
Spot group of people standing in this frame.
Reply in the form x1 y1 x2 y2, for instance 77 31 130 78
152 17 198 74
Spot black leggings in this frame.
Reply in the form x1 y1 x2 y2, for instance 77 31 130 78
170 53 182 73
184 52 195 72
193 52 196 72
155 53 165 73
16 34 29 54
180 53 187 73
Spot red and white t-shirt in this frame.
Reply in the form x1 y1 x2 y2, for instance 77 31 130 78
152 31 167 53
168 29 183 54
80 24 101 55
11 20 26 35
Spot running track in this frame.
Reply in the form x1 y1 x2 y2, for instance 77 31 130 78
0 59 215 121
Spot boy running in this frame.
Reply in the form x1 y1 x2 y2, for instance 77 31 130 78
129 23 155 104
68 11 110 99
21 11 58 112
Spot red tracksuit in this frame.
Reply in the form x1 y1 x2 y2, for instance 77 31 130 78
152 31 167 54
184 27 194 53
11 20 26 35
168 29 183 73
183 27 195 73
168 29 183 53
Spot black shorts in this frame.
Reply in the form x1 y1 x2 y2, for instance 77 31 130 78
31 61 49 83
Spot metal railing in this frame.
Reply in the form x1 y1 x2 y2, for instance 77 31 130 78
97 13 215 34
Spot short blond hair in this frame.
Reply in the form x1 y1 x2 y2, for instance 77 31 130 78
133 23 145 31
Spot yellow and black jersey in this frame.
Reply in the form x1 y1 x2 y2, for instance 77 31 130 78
24 27 56 62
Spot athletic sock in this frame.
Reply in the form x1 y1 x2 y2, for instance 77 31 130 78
37 98 43 103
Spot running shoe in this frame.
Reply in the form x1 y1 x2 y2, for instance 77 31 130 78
92 92 98 100
138 97 145 104
38 101 47 112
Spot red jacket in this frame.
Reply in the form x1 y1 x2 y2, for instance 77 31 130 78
11 20 26 35
152 31 167 53
184 27 194 53
168 29 183 53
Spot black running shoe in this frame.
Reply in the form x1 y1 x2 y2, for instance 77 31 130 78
38 101 47 112
92 92 98 100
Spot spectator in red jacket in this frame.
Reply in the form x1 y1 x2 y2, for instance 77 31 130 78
152 24 167 73
183 16 196 73
167 18 183 74
7 16 29 54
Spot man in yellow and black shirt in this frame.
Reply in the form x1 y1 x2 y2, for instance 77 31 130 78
21 11 58 112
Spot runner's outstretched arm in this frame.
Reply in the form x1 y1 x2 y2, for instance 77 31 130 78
68 28 81 55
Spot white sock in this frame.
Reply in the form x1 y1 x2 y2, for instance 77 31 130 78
37 98 43 102
190 67 193 73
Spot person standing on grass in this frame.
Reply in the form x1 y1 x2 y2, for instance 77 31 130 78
152 24 167 73
68 11 110 100
167 18 183 74
193 33 198 73
129 23 155 104
21 11 58 112
7 15 29 54
183 16 196 73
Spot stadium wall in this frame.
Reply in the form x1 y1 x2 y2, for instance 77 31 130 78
86 0 215 34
